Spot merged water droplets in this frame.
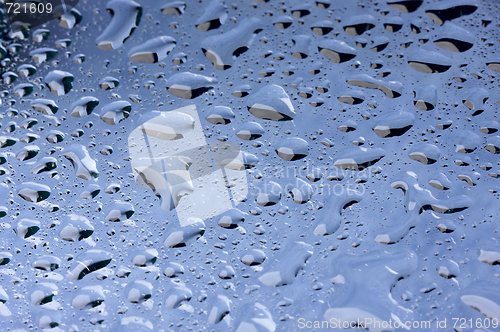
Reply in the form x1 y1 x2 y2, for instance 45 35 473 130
455 130 481 153
105 201 135 221
201 18 262 70
318 40 357 63
247 84 295 121
205 106 235 125
100 100 131 125
30 99 59 114
408 143 441 164
59 8 83 29
44 70 74 96
434 22 474 52
13 83 33 97
425 0 478 25
233 302 276 331
207 295 231 324
259 242 312 287
272 15 293 30
372 110 415 137
161 1 186 15
274 137 309 161
164 220 205 247
30 157 57 174
14 217 41 238
460 281 500 323
70 96 99 117
387 0 423 13
128 36 176 63
99 76 120 90
324 250 418 326
29 47 58 64
66 250 112 280
63 144 99 180
33 256 61 272
164 284 192 309
407 49 453 73
18 64 36 77
71 286 105 310
240 249 266 266
256 181 281 206
165 72 217 99
347 74 402 98
413 84 437 110
333 147 386 171
343 15 376 35
375 171 472 244
96 0 142 50
59 214 94 242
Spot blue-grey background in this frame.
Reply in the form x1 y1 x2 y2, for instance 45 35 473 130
0 0 499 331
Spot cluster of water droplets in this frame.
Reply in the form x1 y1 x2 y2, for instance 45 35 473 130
0 0 499 331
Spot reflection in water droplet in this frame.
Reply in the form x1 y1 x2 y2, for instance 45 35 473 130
72 286 105 310
204 19 263 70
165 72 217 99
44 70 74 96
247 84 295 121
161 1 186 15
70 96 99 117
236 122 265 140
195 0 227 31
67 250 112 280
99 76 120 90
59 214 94 242
372 111 415 138
96 0 142 50
324 250 417 325
63 144 99 180
275 137 309 161
318 40 357 63
233 302 276 332
29 48 58 64
100 100 131 125
128 36 176 63
408 49 453 73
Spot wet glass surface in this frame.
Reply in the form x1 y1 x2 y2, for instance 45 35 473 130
0 0 499 331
